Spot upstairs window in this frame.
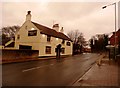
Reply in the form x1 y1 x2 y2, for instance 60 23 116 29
66 42 71 46
46 46 51 54
17 35 20 40
28 30 37 36
47 35 51 42
62 39 65 44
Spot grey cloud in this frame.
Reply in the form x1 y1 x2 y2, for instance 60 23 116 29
1 2 115 40
46 2 108 21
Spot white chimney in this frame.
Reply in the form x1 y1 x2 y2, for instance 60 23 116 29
26 11 31 21
52 24 59 32
60 27 64 33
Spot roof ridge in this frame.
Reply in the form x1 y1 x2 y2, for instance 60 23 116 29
32 21 72 41
32 21 62 33
32 21 52 29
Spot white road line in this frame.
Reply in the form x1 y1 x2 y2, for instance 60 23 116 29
50 64 54 65
22 64 54 72
22 67 39 72
85 57 90 59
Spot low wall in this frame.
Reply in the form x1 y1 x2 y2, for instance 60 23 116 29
1 49 39 63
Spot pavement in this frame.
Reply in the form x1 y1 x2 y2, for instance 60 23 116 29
73 56 119 87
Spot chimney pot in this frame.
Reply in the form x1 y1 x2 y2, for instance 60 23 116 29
52 24 59 32
28 11 31 14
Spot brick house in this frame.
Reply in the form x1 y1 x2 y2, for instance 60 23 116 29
109 29 120 46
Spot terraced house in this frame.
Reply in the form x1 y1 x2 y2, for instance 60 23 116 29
15 11 73 57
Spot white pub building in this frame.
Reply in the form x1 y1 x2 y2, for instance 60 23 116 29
14 11 73 57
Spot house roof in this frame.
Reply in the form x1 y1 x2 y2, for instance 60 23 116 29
110 29 120 39
32 22 72 41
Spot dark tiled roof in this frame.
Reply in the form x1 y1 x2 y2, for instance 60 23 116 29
32 22 72 41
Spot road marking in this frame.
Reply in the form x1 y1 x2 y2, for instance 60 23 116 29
22 64 54 72
50 64 54 65
85 57 90 59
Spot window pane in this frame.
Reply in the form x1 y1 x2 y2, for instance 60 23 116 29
62 39 65 44
61 48 65 54
47 35 51 42
66 42 71 46
17 35 20 40
46 46 51 54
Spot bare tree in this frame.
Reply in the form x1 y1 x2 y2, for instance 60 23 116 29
77 33 86 46
67 30 86 54
1 25 20 38
67 30 86 46
0 25 20 45
89 34 109 52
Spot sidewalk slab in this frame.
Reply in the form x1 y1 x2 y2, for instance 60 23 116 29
73 58 118 86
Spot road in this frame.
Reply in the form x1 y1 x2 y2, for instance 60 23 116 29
2 53 100 86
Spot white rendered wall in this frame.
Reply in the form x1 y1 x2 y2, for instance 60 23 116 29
15 21 73 57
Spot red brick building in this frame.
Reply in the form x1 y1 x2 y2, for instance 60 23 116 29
109 29 120 45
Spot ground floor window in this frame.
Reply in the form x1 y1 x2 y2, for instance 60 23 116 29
61 48 65 54
46 46 51 54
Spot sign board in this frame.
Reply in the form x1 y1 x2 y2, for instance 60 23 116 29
28 30 37 36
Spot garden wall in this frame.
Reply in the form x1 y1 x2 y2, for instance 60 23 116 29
1 49 39 64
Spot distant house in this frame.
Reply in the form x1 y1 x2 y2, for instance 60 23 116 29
109 29 120 46
14 11 73 57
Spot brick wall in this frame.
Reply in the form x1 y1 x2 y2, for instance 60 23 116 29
1 49 39 63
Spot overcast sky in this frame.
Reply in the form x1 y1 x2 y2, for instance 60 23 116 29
1 0 119 40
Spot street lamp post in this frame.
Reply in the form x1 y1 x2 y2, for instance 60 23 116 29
102 2 117 60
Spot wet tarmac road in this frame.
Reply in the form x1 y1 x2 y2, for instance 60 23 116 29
2 53 99 86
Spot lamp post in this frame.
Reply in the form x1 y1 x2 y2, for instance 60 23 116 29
102 2 117 60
